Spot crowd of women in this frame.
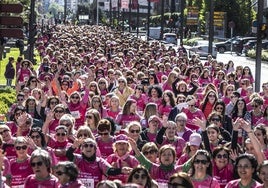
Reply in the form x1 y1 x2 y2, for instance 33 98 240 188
2 24 268 187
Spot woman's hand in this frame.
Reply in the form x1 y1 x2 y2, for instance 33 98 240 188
239 118 252 133
192 117 206 131
121 167 132 174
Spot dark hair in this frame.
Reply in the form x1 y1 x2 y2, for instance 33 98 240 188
254 124 268 145
169 172 194 188
29 127 46 147
127 165 152 188
233 153 258 179
190 150 212 176
212 146 230 159
147 85 163 98
56 161 79 182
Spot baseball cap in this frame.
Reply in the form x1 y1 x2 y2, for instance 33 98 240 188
115 134 128 143
148 115 161 123
189 133 202 146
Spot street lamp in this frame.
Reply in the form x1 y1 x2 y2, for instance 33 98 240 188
96 0 99 25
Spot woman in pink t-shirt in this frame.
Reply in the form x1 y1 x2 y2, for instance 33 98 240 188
106 95 121 119
189 150 220 188
225 153 262 188
158 90 176 118
258 160 268 188
24 149 59 188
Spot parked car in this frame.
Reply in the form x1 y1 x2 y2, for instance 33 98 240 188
188 42 217 59
232 37 257 55
242 40 257 56
163 33 177 45
215 36 241 53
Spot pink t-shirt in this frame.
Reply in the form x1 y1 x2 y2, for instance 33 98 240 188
24 174 59 188
161 137 186 159
96 136 115 159
213 163 234 188
115 113 141 129
10 157 33 187
191 175 220 188
182 108 206 131
225 179 262 188
74 155 110 187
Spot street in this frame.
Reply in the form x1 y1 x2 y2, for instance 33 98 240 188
216 52 268 91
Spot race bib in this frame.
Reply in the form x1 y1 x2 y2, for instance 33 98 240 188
71 110 81 119
158 182 168 188
79 178 94 188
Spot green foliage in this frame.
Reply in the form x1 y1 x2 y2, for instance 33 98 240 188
183 37 204 46
247 49 268 61
0 87 16 114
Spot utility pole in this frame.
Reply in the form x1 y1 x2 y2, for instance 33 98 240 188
255 0 264 92
180 0 185 44
160 0 165 40
26 0 36 63
208 0 214 55
147 0 151 40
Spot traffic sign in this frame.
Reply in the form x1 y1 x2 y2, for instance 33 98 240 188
0 3 23 13
0 16 23 26
0 28 23 38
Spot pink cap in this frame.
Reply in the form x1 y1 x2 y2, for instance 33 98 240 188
189 133 202 146
115 134 128 143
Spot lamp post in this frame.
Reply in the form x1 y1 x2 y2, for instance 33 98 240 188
96 0 99 25
208 0 214 55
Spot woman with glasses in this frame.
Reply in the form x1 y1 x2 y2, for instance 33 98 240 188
221 84 235 105
147 85 163 107
59 114 76 142
66 137 131 186
241 66 254 85
129 137 181 186
186 150 220 187
250 97 264 126
140 115 161 143
6 92 25 121
172 80 198 98
28 127 58 167
181 95 205 131
96 119 114 158
25 76 41 92
88 81 101 96
0 124 16 160
84 109 101 136
114 76 134 107
200 90 218 119
54 161 86 188
162 71 178 91
89 95 108 118
46 125 72 162
213 70 226 89
126 122 147 152
168 172 194 188
16 59 33 89
141 142 159 163
67 89 90 128
212 146 234 188
214 100 233 135
175 112 193 142
10 136 33 187
127 165 158 188
24 149 59 187
140 103 158 129
42 104 67 134
225 153 261 188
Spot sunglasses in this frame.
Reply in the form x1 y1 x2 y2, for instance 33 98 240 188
99 82 105 84
92 100 100 103
143 150 157 155
176 119 186 123
15 112 23 116
98 132 109 136
252 104 259 108
216 154 228 159
31 161 43 167
194 159 208 164
71 96 79 99
31 135 40 139
168 183 186 188
82 143 95 148
31 80 37 83
0 129 9 135
50 101 58 105
211 118 221 122
15 145 27 150
54 110 64 113
136 88 143 90
208 95 216 98
118 81 125 83
56 132 67 137
55 171 66 176
61 123 71 127
133 173 147 180
130 129 140 134
90 85 97 87
17 98 24 101
216 107 223 110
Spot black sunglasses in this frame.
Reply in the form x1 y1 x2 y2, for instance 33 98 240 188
55 171 66 176
31 161 43 167
143 150 157 155
194 159 208 164
98 132 109 136
56 132 67 137
15 145 27 150
82 143 95 148
133 173 147 180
